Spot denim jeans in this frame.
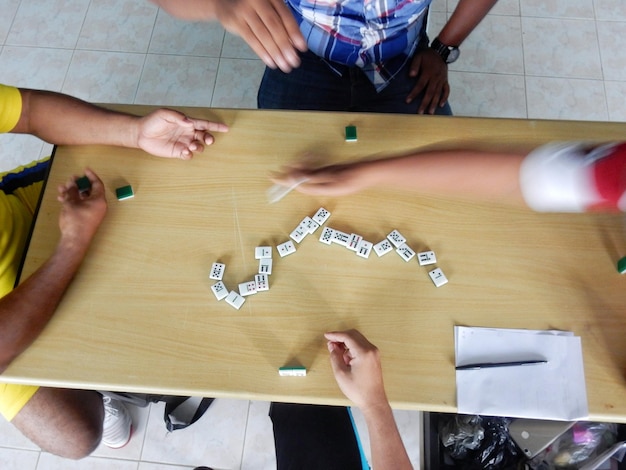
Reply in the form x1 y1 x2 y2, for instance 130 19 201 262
257 50 453 115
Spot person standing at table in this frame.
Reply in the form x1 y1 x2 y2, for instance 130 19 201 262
151 0 496 114
0 83 228 458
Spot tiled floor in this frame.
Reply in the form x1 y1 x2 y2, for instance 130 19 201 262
0 0 625 468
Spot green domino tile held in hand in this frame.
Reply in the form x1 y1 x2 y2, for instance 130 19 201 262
618 256 626 274
75 175 91 194
115 185 134 201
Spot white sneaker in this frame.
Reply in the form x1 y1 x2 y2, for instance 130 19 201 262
102 395 132 449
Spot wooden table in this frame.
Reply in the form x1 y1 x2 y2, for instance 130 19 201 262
9 107 626 422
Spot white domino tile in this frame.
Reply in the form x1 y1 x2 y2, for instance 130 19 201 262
355 240 373 259
396 243 416 262
428 268 448 287
277 240 297 257
211 281 229 300
319 227 335 245
209 262 225 280
239 281 258 296
417 251 437 266
258 258 273 274
290 226 308 244
387 229 407 248
331 230 350 246
278 367 307 376
225 290 246 309
255 246 272 259
347 233 363 251
373 239 394 257
255 273 269 292
312 207 331 225
300 216 320 234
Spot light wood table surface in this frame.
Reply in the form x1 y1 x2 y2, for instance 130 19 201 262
10 107 626 422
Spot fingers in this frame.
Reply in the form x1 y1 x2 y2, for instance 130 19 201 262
324 329 374 355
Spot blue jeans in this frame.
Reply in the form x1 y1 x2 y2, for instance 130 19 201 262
257 50 453 115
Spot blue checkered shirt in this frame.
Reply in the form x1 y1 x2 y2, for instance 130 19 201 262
286 0 431 91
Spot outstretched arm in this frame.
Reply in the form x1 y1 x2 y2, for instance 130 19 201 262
325 329 413 470
273 148 528 205
150 0 307 73
0 169 106 372
11 88 228 159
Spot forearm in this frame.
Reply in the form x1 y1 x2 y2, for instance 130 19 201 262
149 0 217 20
362 402 412 470
437 0 498 45
14 89 140 148
0 237 90 372
358 149 527 205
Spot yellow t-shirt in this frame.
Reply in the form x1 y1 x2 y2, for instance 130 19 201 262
0 84 40 421
0 84 29 297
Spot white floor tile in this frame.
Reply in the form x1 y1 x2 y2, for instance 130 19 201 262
605 81 626 122
135 54 218 107
448 0 520 16
449 15 523 75
526 76 608 121
140 399 248 468
593 0 626 21
6 0 90 49
0 447 39 470
149 11 225 57
78 0 158 53
522 17 603 79
212 59 265 109
597 21 626 81
138 463 194 470
0 46 72 91
449 71 527 118
63 50 145 103
0 0 20 44
240 401 276 470
0 134 45 174
221 33 258 60
37 453 138 470
520 0 595 19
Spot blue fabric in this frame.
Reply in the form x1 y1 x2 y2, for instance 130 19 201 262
0 159 49 195
348 407 371 470
257 49 452 114
286 0 431 90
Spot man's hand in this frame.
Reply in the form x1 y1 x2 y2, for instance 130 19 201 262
324 329 388 411
406 48 450 114
212 0 307 72
57 168 107 248
137 109 229 160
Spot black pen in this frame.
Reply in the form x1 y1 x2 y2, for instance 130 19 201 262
455 360 547 371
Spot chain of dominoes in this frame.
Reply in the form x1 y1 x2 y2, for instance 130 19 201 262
209 207 448 310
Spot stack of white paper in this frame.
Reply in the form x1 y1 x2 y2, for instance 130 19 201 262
455 326 588 420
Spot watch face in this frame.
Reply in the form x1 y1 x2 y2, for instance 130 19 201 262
447 48 460 64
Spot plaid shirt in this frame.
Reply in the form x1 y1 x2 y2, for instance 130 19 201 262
286 0 431 91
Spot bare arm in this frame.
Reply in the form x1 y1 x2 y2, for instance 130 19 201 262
150 0 307 72
273 149 528 205
325 330 412 470
0 169 106 372
12 89 228 159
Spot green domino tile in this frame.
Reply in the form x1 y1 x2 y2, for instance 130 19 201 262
278 366 307 376
618 256 626 274
345 125 357 142
115 184 134 201
75 175 91 194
